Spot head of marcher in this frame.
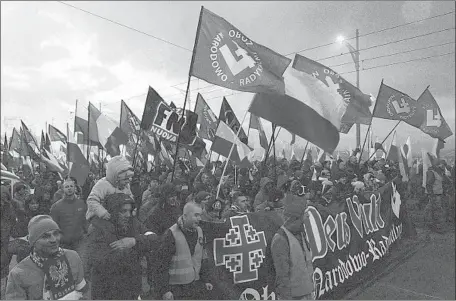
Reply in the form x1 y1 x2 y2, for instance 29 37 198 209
182 201 203 230
231 190 249 212
106 155 134 190
148 173 160 191
105 193 135 234
62 178 76 198
14 182 28 201
28 215 61 257
159 183 180 209
25 194 40 213
1 185 11 205
283 197 307 234
260 177 273 193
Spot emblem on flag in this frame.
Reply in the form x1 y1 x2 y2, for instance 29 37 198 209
386 94 417 121
214 215 267 284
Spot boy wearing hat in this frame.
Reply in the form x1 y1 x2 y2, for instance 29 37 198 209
271 198 314 300
6 215 87 300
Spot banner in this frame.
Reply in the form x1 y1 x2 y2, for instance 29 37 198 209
201 182 406 300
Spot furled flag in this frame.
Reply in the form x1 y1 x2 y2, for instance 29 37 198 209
373 81 423 128
248 113 268 150
416 87 453 140
397 139 409 182
421 148 432 193
67 125 90 186
401 136 413 177
290 132 296 145
211 121 251 164
190 7 291 95
250 53 372 153
219 97 248 144
9 128 22 156
194 93 218 141
48 125 67 143
88 103 129 157
141 86 199 146
344 42 360 71
2 134 8 152
386 131 399 163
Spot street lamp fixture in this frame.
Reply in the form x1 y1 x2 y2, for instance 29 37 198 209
336 35 345 44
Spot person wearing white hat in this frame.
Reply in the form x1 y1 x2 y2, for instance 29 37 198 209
5 215 87 300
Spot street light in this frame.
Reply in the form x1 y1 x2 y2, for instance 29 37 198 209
336 35 345 44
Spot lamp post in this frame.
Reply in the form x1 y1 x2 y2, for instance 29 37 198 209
337 29 361 148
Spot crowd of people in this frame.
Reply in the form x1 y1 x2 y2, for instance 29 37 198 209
0 149 454 300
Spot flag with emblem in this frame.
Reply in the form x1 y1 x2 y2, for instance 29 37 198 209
373 82 423 128
48 124 67 143
190 7 292 95
248 114 268 150
416 87 453 140
220 97 248 145
250 54 371 153
195 93 218 141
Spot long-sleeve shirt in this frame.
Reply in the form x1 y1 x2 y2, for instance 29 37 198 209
50 196 88 245
153 228 210 297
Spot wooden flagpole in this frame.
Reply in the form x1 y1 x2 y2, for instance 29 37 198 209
171 6 204 182
299 141 310 167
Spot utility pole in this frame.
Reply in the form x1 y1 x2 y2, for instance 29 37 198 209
355 29 361 148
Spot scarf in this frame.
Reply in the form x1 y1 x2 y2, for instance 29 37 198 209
177 215 196 233
30 248 76 300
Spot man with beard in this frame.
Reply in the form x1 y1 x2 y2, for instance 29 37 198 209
6 215 87 300
50 178 87 253
154 202 213 300
87 193 158 300
271 198 314 300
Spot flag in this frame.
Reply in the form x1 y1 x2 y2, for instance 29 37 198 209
3 134 8 152
431 138 445 159
190 7 291 95
422 148 432 193
21 121 41 160
9 128 22 156
290 132 296 145
141 86 198 145
219 97 248 144
251 53 369 153
45 133 52 153
290 144 297 161
374 136 386 153
339 122 354 134
373 82 423 128
120 100 146 164
291 54 373 125
248 114 268 150
211 121 251 163
74 101 100 145
88 103 129 157
401 136 413 177
48 125 67 143
386 131 399 162
40 131 46 152
316 147 326 164
67 125 90 186
345 42 360 70
194 93 218 141
397 140 409 182
416 88 453 140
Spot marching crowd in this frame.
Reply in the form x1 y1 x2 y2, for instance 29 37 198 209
1 149 454 300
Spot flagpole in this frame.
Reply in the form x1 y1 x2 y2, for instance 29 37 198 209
359 79 383 164
299 141 310 167
367 120 401 161
216 110 249 199
272 123 277 182
87 102 91 160
262 124 276 169
171 6 204 182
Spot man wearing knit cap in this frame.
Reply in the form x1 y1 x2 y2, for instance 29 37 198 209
271 198 314 300
6 215 87 300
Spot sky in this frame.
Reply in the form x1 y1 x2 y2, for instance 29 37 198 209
1 1 455 156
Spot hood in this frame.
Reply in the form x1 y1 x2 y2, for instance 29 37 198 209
259 177 272 189
106 156 133 184
104 193 135 216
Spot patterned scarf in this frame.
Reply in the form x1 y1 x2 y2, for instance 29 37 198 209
30 248 76 300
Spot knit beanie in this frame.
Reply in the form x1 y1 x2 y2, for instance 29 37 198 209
283 195 307 220
28 215 60 247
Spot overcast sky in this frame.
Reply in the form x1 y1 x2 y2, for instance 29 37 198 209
1 1 455 154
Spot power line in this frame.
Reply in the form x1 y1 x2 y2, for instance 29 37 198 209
57 1 192 52
316 27 455 62
286 10 455 56
339 51 455 75
328 41 455 68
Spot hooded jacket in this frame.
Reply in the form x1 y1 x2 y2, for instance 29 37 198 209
88 193 158 300
86 156 134 220
253 177 273 210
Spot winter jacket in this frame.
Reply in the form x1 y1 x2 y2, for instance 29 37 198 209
253 177 273 210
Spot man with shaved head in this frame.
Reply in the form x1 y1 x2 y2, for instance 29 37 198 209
152 201 213 300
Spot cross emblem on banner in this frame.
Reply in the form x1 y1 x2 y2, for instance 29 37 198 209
214 215 267 284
